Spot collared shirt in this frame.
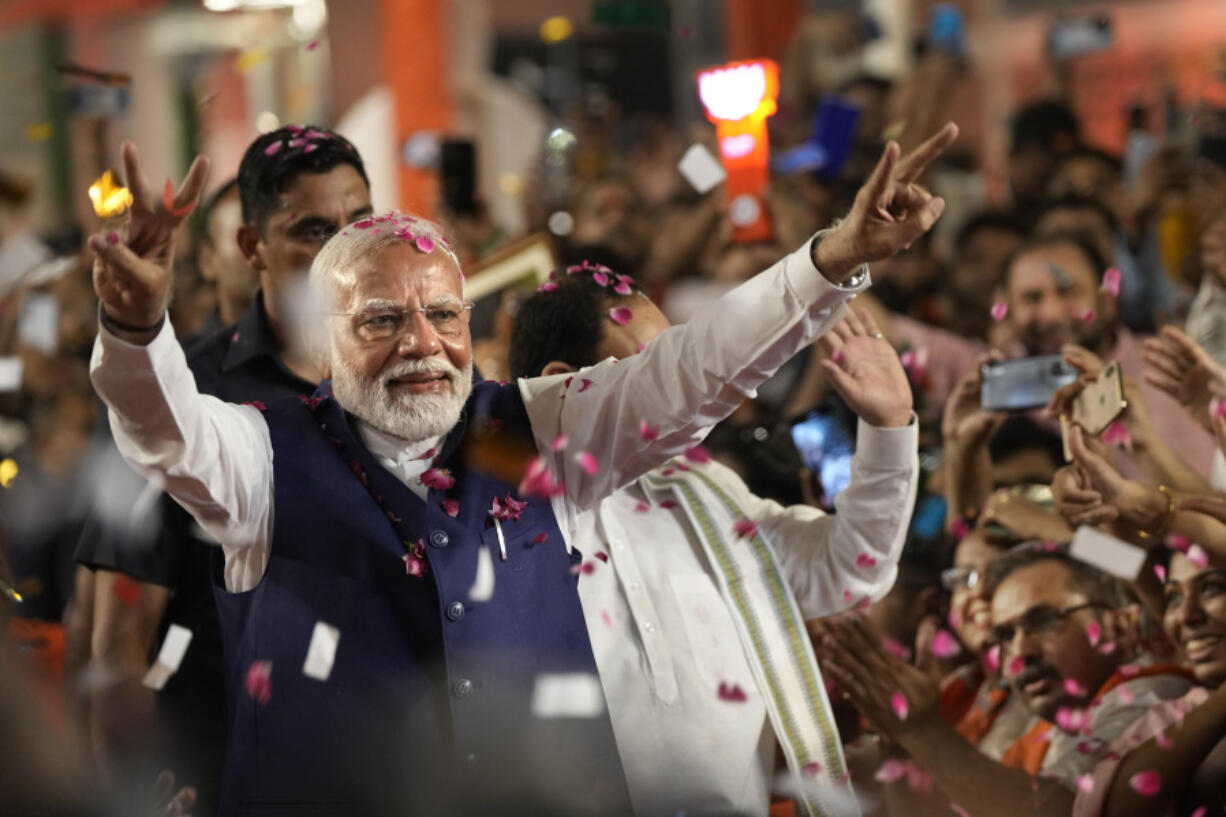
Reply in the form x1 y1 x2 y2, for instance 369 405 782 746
556 421 917 817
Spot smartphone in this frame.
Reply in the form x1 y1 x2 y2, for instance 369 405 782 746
927 4 964 57
981 356 1079 412
790 410 855 508
1047 16 1114 60
1072 360 1127 435
440 139 477 215
771 95 861 177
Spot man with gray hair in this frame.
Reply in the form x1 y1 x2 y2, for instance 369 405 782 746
87 125 956 816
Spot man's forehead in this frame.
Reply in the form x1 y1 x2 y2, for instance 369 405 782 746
345 244 461 298
1011 248 1092 288
272 168 370 213
991 561 1077 615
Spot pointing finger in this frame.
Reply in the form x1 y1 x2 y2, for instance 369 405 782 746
121 142 153 211
860 141 900 210
895 122 959 184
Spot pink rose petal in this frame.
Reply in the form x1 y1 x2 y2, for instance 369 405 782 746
842 590 854 603
264 141 284 156
1166 533 1191 553
856 553 878 569
881 636 911 661
403 551 428 577
717 681 748 702
634 501 650 513
306 40 319 50
421 468 455 491
613 280 632 296
985 644 1001 673
1086 621 1101 647
551 434 569 452
875 759 908 784
1056 707 1089 733
1154 564 1167 583
246 661 272 705
1077 775 1095 793
571 561 596 575
537 281 558 292
891 691 909 720
531 532 549 545
1119 663 1142 678
951 517 970 540
684 445 712 463
594 551 609 562
951 805 970 817
660 500 679 509
601 610 613 629
1154 731 1173 750
1064 678 1087 697
1187 544 1210 568
733 517 757 538
831 348 844 364
1128 771 1161 796
802 761 822 778
442 498 460 517
1190 808 1205 817
578 378 594 393
592 271 609 286
518 456 565 499
1101 267 1121 296
1100 420 1132 450
1081 308 1096 323
609 307 633 326
1098 641 1117 656
575 451 599 476
1006 656 1026 677
415 235 435 253
638 420 659 442
106 231 119 245
931 629 962 659
990 301 1008 321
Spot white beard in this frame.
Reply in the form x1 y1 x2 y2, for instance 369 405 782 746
331 353 473 444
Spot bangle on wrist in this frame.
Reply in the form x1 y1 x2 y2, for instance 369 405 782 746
1136 484 1175 540
99 305 166 336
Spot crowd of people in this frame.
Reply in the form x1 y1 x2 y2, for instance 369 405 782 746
2 7 1226 817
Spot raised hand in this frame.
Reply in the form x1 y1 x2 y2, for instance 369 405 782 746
1142 325 1226 432
942 351 1006 447
89 143 210 331
814 122 959 282
819 309 912 428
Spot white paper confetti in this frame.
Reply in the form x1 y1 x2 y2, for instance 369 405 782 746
678 143 727 194
468 543 495 602
302 621 340 682
530 672 606 718
0 357 22 392
142 624 193 690
1070 527 1147 581
18 293 58 355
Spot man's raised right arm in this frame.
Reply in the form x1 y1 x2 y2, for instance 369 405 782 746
87 143 272 592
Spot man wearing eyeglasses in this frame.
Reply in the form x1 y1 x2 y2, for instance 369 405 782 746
86 125 958 815
815 543 1192 817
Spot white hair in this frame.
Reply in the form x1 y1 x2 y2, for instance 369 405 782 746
308 210 461 309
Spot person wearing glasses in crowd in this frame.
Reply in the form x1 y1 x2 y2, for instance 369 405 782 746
812 542 1192 817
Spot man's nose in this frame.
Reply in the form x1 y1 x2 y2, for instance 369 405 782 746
394 311 442 357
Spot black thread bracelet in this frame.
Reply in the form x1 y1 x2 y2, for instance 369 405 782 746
99 306 166 335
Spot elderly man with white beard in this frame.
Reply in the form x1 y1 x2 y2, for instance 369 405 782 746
87 124 957 817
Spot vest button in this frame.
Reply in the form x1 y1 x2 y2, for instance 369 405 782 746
453 678 474 698
446 601 465 621
428 529 450 548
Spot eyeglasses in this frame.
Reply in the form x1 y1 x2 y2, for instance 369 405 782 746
941 566 981 592
991 602 1109 649
332 300 474 342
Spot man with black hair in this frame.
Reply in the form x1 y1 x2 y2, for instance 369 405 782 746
510 265 920 816
945 210 1027 339
1009 99 1080 211
74 126 373 815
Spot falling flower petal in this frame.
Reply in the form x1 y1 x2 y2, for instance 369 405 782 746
634 501 650 513
613 280 632 296
421 468 455 491
684 445 712 463
551 434 569 452
875 759 908 783
578 378 594 393
1077 775 1095 793
891 691 909 720
441 498 460 517
661 468 676 477
638 420 659 442
538 281 558 292
1101 420 1132 450
717 681 748 702
594 551 609 563
951 805 970 817
246 661 272 705
990 302 1008 321
660 500 679 509
264 140 284 156
1101 267 1121 296
1154 731 1173 750
414 235 435 253
1154 564 1167 583
831 348 844 364
951 517 970 540
306 40 319 50
601 610 613 628
518 456 565 499
842 589 854 603
106 231 119 245
732 517 758 539
1086 621 1102 647
571 562 595 575
592 271 609 287
1098 641 1117 656
856 553 878 569
931 629 962 659
1187 544 1210 568
802 762 822 778
1166 533 1191 552
1128 771 1161 796
1064 678 1087 697
609 307 633 326
489 494 528 522
1006 656 1026 677
1190 808 1205 817
985 644 1001 673
575 451 599 475
530 532 548 546
1081 308 1096 323
1056 707 1089 733
163 179 196 217
1119 663 1142 678
881 637 911 661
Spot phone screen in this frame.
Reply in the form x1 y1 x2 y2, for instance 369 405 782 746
1048 16 1113 59
790 411 854 508
981 356 1078 412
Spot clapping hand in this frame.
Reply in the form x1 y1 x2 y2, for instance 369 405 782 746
1143 326 1226 433
814 123 959 282
820 310 913 428
89 143 210 331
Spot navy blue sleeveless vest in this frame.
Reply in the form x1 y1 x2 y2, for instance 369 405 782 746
211 381 631 817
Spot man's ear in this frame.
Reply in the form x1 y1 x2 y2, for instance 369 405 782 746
541 360 577 378
236 223 265 271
